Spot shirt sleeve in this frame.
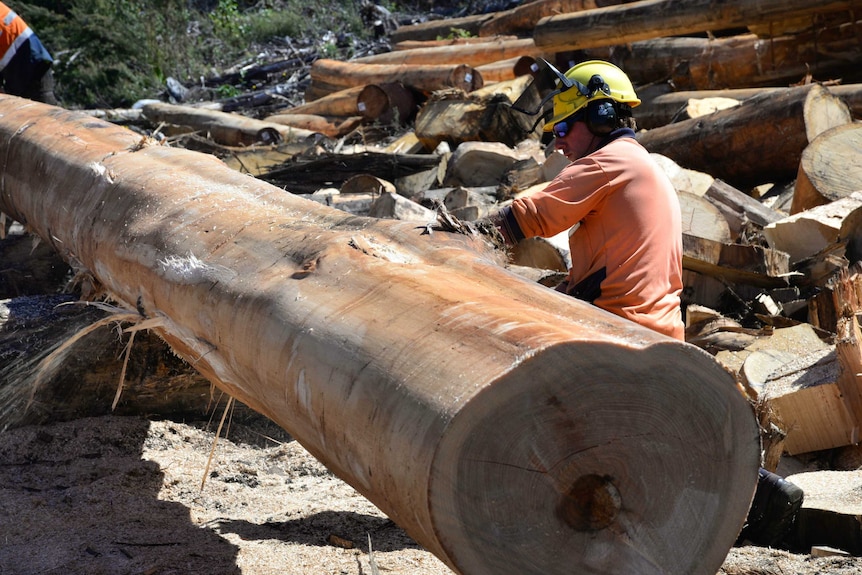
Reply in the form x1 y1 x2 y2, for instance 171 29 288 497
509 158 611 239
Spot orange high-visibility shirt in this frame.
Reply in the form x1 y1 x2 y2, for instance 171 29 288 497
0 3 33 72
509 136 685 340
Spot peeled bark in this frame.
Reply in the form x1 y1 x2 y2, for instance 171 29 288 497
534 0 855 53
0 96 759 575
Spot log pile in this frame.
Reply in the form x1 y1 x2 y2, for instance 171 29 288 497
3 0 862 571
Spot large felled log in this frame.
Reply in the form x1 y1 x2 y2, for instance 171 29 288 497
388 13 494 44
141 102 320 147
636 84 851 190
356 82 419 124
533 0 856 53
306 59 483 101
0 95 759 575
278 85 366 117
747 8 856 37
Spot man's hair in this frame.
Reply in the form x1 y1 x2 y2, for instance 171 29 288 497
615 102 637 131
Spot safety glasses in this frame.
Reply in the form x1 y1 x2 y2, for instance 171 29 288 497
552 110 585 139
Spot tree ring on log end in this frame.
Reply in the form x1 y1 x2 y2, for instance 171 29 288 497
428 340 760 575
557 473 620 531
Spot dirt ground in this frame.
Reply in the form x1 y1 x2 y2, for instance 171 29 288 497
1 412 861 575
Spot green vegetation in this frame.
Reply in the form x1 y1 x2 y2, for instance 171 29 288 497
14 0 376 109
438 26 473 40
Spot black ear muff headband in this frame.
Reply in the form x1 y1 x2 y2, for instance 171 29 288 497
507 59 613 130
506 59 570 132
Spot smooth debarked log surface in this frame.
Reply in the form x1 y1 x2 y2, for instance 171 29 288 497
0 96 759 575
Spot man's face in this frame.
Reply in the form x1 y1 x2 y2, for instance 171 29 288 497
551 112 599 162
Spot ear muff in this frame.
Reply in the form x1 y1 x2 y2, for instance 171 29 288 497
585 100 617 136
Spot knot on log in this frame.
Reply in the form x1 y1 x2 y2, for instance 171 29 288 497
557 473 622 532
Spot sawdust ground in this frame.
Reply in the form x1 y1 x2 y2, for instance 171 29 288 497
1 413 861 575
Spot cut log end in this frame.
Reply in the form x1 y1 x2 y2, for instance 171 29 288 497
791 123 862 214
429 341 760 575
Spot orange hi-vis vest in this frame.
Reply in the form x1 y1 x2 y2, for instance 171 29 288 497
0 3 33 72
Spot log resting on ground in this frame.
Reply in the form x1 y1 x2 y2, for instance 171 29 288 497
0 96 759 575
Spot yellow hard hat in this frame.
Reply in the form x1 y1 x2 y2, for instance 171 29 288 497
543 60 641 132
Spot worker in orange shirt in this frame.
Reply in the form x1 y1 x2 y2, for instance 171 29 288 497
489 59 804 549
0 2 57 105
491 60 684 340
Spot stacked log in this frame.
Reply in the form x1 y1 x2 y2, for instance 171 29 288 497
0 96 759 575
635 83 852 190
532 0 857 53
305 59 484 101
580 21 862 91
